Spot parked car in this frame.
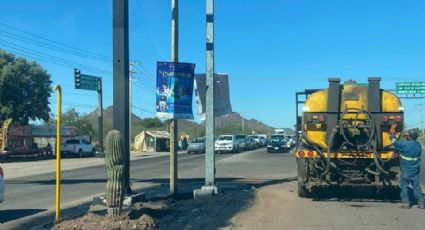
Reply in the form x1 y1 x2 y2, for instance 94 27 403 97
187 138 206 154
285 135 296 148
248 135 262 147
215 135 240 153
246 136 258 150
259 136 268 147
235 134 248 151
267 134 289 153
0 165 4 203
61 138 96 157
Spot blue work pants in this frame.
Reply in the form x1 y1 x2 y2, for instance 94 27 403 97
400 173 425 205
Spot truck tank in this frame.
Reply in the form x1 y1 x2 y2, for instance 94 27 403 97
296 78 403 197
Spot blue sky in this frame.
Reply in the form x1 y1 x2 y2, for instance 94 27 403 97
1 0 425 129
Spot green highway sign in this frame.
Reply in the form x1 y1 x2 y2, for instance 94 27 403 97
74 68 100 91
396 82 425 94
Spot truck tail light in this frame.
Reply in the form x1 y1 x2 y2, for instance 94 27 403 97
319 115 326 123
307 151 315 158
298 151 305 158
395 116 402 123
383 116 389 123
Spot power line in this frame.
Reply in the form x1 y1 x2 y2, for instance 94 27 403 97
0 30 111 63
133 81 156 95
1 47 110 76
0 40 112 75
0 22 112 61
131 104 155 115
133 65 156 85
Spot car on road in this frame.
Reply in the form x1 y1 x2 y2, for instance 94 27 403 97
235 134 249 151
0 165 4 203
187 138 205 154
248 135 261 148
267 134 290 153
285 135 296 148
215 135 240 153
259 136 268 146
61 138 96 157
246 136 258 150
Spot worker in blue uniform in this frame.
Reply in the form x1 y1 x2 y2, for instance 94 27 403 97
390 124 424 209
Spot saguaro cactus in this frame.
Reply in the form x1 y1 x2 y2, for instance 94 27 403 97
105 130 124 216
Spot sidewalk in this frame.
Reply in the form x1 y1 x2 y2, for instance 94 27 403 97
1 151 177 180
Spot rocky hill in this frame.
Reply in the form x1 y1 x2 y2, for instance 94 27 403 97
87 107 290 140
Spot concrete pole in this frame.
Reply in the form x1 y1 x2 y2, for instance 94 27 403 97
113 0 131 194
194 0 218 199
205 0 215 188
170 0 179 195
193 0 218 198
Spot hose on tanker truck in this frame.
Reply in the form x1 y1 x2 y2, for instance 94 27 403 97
372 138 389 175
340 108 375 149
321 127 337 179
302 109 389 181
340 108 389 175
301 131 330 169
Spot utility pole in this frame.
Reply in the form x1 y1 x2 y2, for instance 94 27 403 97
170 0 179 195
242 116 245 132
194 0 217 198
113 0 131 194
257 120 260 133
97 78 103 154
129 62 135 151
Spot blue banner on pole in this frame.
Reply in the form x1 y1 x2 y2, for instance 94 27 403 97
156 61 195 119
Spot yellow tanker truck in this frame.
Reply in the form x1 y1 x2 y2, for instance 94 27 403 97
295 78 403 197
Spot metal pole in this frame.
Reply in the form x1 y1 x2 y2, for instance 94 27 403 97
129 63 133 151
113 0 131 194
194 0 217 198
54 85 62 223
242 116 244 132
170 0 179 195
205 0 216 188
97 78 104 154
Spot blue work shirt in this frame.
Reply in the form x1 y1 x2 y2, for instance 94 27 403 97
391 134 422 178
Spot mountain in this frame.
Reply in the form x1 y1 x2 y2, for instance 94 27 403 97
87 107 291 141
213 112 277 135
87 106 204 140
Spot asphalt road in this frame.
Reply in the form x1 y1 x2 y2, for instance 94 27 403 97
1 147 291 227
2 148 425 230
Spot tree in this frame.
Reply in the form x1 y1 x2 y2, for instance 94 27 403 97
140 117 164 129
0 50 52 124
50 108 96 138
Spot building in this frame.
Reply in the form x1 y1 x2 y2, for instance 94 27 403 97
134 131 170 152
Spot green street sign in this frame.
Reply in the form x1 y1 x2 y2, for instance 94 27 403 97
74 70 100 91
396 82 425 94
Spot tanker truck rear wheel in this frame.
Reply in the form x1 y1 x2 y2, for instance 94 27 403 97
297 158 312 198
298 182 311 198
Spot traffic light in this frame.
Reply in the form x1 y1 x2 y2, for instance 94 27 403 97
74 68 81 89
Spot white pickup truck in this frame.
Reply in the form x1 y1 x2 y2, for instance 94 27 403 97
61 139 95 157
